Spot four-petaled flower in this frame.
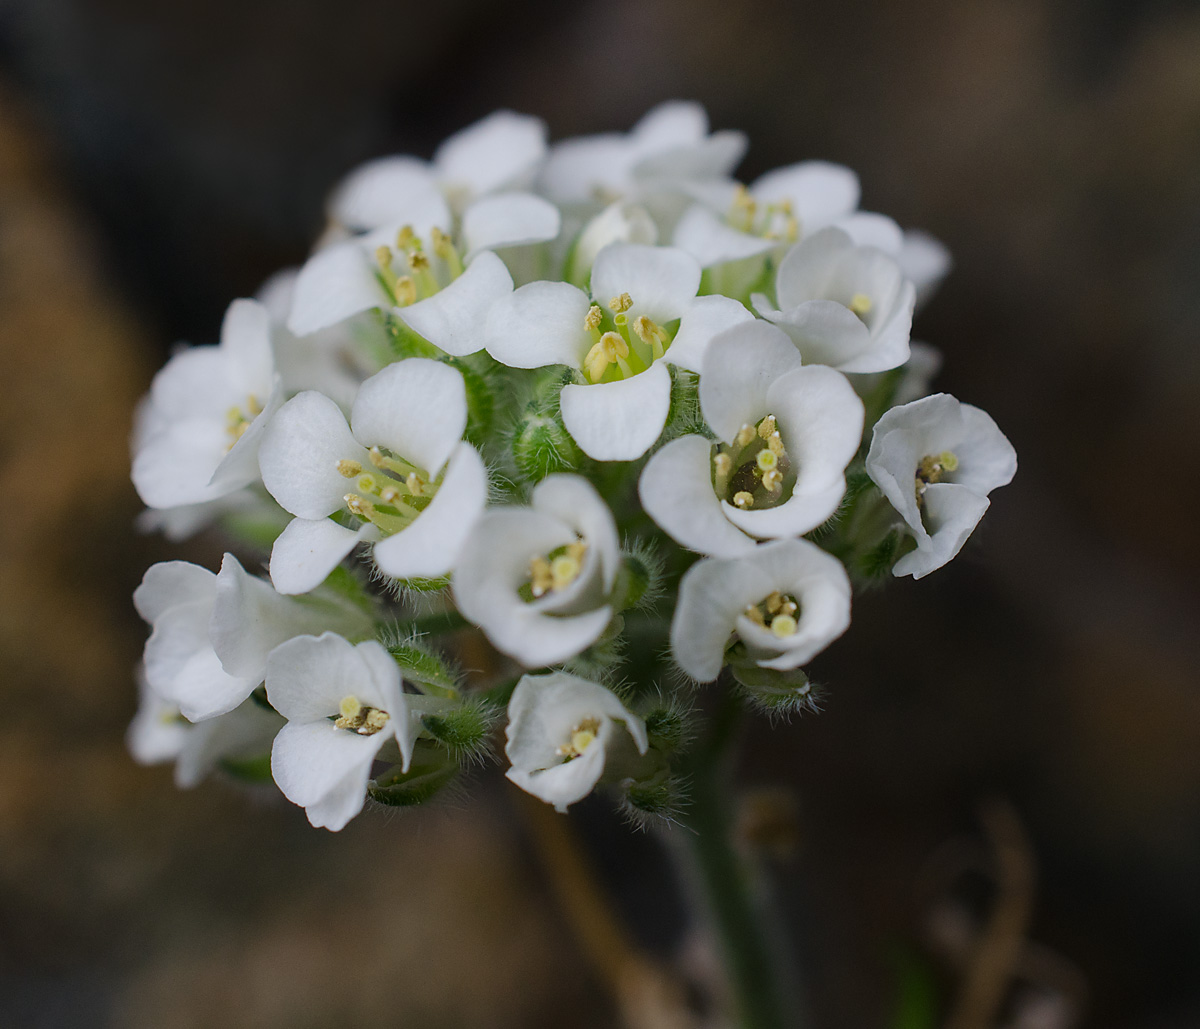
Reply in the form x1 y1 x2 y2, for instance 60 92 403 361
258 358 487 595
267 633 419 831
640 321 864 556
866 393 1017 578
505 671 648 813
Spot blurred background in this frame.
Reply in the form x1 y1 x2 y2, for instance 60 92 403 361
1 0 1198 1025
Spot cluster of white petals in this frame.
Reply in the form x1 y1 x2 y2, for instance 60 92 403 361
129 101 1015 827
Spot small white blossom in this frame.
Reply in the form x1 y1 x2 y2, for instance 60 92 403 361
128 676 284 788
330 110 548 229
505 671 648 813
671 539 852 683
751 226 915 373
866 393 1016 578
134 554 370 721
485 242 744 460
453 475 620 667
258 359 487 594
266 633 418 831
132 299 283 509
540 101 746 212
640 321 864 555
286 203 559 352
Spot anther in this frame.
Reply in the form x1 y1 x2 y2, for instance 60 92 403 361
379 486 401 505
345 494 374 519
762 468 783 492
394 276 417 306
733 491 754 509
743 604 766 625
405 473 425 496
767 434 785 457
584 305 603 332
848 293 873 317
396 225 417 251
757 415 777 440
336 459 363 478
735 424 756 448
607 292 633 313
368 447 387 468
713 453 732 476
765 591 784 614
375 245 393 271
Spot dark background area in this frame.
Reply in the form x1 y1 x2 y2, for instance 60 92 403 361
1 0 1198 1025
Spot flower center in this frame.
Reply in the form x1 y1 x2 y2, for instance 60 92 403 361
336 446 439 534
224 395 263 449
915 450 959 506
711 413 793 511
527 540 588 599
743 591 800 638
374 224 464 307
556 717 601 759
581 293 675 384
726 185 799 243
334 694 390 735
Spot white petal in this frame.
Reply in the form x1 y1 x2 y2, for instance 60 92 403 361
539 134 630 203
395 250 512 357
220 298 274 395
699 321 804 441
767 364 864 491
127 674 190 765
666 294 756 374
590 244 700 324
756 299 874 370
893 483 991 579
168 648 260 722
834 212 904 254
671 557 773 681
485 281 592 369
269 518 376 596
328 156 445 232
461 193 561 260
434 110 548 199
488 605 614 669
259 391 367 519
134 561 213 623
271 719 380 829
208 374 285 492
633 131 748 184
953 404 1018 494
147 347 239 419
570 202 658 282
287 241 389 336
372 442 487 579
350 358 466 475
834 285 913 374
639 437 756 557
899 230 952 309
175 701 283 789
531 475 620 593
560 362 671 461
672 205 775 268
266 632 397 721
774 227 854 309
751 162 860 233
132 417 234 509
507 747 607 813
632 101 708 147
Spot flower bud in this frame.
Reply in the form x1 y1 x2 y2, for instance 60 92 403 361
512 412 581 482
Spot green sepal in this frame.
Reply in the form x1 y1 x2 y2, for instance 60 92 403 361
444 356 496 447
385 315 442 360
728 654 819 718
396 575 451 593
367 746 458 807
218 753 273 784
643 705 691 755
512 411 581 482
387 640 460 695
422 701 495 763
620 768 687 827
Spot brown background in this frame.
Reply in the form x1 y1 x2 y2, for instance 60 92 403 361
1 0 1199 1025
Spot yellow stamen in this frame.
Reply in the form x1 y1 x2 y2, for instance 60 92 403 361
405 472 425 497
733 491 754 509
758 415 777 440
556 717 601 759
396 225 417 251
394 275 417 306
765 591 784 615
713 453 732 477
336 459 363 478
848 293 873 317
607 292 633 314
735 424 756 448
743 604 766 625
584 305 603 332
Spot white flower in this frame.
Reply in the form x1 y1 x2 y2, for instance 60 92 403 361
673 159 861 268
505 671 648 813
865 393 1016 578
266 633 419 831
127 676 284 788
540 101 746 210
671 539 852 683
132 298 283 509
566 200 659 284
257 267 373 411
640 321 863 556
750 226 915 373
258 359 487 594
330 110 548 228
134 554 370 721
286 202 560 353
486 242 748 460
453 475 620 667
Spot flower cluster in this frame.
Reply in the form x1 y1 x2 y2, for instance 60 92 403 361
129 102 1015 829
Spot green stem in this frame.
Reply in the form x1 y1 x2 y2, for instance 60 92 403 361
398 608 470 637
680 690 801 1029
